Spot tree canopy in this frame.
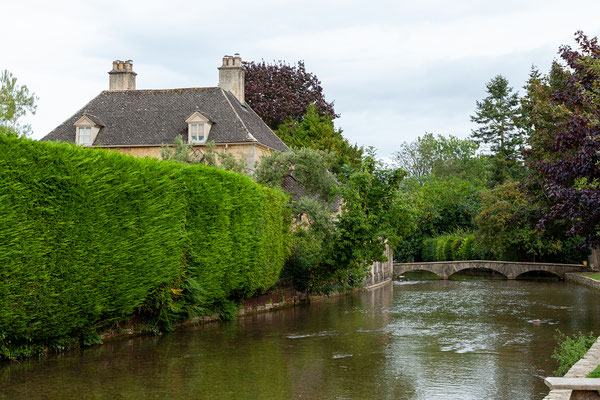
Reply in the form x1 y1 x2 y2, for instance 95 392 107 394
393 132 487 184
0 70 37 137
276 104 363 173
471 75 525 185
523 31 600 247
255 147 413 292
244 60 337 130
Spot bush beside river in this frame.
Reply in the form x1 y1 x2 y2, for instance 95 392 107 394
0 135 290 359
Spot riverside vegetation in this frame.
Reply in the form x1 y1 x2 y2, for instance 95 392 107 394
0 134 289 359
1 31 599 363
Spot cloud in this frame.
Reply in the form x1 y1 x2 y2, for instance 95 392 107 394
3 0 600 160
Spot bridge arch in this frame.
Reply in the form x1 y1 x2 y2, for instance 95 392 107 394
446 265 509 279
393 261 584 280
514 269 562 279
396 264 444 279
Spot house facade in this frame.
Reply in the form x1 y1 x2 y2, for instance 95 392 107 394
42 56 288 170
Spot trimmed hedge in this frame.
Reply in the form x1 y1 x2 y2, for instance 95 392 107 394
421 233 475 262
0 136 290 358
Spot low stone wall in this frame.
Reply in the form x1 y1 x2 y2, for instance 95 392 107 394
565 273 600 290
543 336 600 399
363 244 394 288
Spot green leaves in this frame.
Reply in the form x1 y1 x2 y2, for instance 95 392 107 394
0 135 290 359
552 330 597 376
275 104 363 174
470 75 526 185
0 70 37 137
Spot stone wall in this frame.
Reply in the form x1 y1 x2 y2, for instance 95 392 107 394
363 244 393 288
99 142 272 171
543 335 600 400
565 273 600 290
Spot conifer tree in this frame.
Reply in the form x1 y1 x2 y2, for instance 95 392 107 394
470 75 525 185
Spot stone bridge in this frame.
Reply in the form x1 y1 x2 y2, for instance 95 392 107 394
393 260 586 280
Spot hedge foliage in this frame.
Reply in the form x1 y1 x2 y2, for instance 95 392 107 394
421 233 476 262
0 135 290 359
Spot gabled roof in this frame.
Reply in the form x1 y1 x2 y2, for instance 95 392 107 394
74 113 105 127
42 87 289 152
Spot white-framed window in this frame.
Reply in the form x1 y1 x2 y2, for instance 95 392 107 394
78 127 92 145
189 123 205 143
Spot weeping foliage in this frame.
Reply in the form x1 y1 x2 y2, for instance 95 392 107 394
0 135 289 359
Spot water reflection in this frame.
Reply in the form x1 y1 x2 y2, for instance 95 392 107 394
1 280 600 400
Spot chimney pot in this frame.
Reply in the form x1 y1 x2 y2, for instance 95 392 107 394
109 59 137 90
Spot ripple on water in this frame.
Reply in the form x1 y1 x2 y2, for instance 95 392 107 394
332 353 352 359
439 343 495 354
287 330 338 339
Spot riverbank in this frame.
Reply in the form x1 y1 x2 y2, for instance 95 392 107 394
565 272 600 290
100 279 393 344
542 272 600 399
543 336 600 400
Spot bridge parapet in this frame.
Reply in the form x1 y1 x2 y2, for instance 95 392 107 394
393 260 587 280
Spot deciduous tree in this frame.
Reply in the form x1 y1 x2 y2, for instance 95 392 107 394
244 60 337 130
276 104 363 173
523 31 600 247
0 70 37 137
393 133 487 184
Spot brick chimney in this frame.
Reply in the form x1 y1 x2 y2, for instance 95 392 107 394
218 54 244 103
108 60 137 90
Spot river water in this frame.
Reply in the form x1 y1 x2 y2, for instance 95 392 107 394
2 277 600 400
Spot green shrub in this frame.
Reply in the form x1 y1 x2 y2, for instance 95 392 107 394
442 237 455 261
435 238 445 261
459 235 475 260
451 238 464 260
421 238 437 262
0 135 290 359
552 330 597 376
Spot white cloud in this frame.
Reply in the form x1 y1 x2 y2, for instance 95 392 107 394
2 0 600 158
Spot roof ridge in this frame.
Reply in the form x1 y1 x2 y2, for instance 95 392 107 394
101 87 220 94
219 88 257 142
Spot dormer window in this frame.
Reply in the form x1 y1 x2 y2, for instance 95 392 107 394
185 111 212 145
78 127 92 145
189 123 205 143
74 114 103 146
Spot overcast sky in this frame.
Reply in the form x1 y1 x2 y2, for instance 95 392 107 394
3 0 600 159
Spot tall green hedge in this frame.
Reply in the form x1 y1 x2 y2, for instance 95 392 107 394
0 136 290 358
421 233 475 262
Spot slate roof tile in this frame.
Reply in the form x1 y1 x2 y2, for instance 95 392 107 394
42 87 289 152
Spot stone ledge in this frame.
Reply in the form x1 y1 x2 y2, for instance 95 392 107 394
565 273 600 290
544 337 600 399
545 377 600 390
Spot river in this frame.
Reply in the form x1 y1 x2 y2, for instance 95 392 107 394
2 276 600 400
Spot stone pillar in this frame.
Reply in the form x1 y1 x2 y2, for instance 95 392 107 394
590 247 600 270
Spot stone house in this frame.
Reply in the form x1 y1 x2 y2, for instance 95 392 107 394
42 55 288 170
